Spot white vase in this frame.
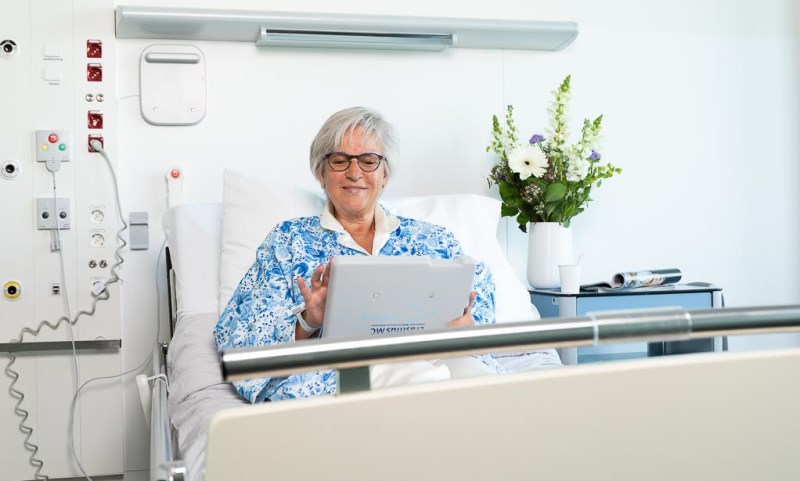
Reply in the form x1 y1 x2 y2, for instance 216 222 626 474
527 222 574 289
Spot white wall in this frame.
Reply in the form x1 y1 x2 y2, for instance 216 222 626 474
116 0 800 475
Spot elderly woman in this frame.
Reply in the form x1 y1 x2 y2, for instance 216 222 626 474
214 107 501 403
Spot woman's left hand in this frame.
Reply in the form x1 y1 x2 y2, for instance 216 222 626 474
447 291 476 327
296 259 333 330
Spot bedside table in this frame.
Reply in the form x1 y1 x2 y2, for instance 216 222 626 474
529 284 723 365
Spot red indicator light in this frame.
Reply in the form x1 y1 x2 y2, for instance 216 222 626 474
88 111 103 129
48 134 58 143
86 40 102 59
87 63 103 82
170 169 181 179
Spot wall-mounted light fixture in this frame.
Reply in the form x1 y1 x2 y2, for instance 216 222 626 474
256 29 454 52
115 6 578 52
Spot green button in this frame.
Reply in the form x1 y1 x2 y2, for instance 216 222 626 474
58 144 66 151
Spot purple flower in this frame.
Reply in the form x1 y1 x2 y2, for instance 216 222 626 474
529 134 545 144
589 149 601 161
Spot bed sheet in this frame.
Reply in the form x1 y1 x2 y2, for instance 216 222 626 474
167 312 248 481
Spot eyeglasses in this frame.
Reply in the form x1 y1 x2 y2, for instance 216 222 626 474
324 152 386 172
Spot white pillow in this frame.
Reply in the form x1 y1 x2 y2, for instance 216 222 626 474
219 169 538 323
163 203 224 317
219 170 325 313
380 195 537 324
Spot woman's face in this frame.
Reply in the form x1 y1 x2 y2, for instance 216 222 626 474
323 128 388 222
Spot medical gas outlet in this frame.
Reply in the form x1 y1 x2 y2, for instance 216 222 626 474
0 39 17 59
3 281 21 300
1 159 19 179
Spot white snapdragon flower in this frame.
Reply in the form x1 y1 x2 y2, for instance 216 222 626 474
566 155 590 182
508 144 548 180
499 133 517 156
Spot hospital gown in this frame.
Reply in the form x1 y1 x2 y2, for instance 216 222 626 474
214 204 502 403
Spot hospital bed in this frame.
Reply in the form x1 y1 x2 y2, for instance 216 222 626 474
154 170 562 481
150 170 800 481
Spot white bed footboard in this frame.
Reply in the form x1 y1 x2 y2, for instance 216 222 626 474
206 347 800 481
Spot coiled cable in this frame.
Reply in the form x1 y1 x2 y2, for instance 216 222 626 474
3 140 128 480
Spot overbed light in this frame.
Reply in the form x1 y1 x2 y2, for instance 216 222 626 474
115 6 579 52
256 28 454 51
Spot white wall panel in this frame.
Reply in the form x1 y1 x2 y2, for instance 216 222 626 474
0 0 35 344
1 1 124 480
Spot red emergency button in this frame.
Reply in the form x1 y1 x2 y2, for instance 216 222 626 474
170 169 181 179
48 133 58 143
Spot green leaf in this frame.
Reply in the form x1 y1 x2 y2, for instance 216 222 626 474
545 183 567 203
498 180 519 202
516 211 531 233
500 203 518 217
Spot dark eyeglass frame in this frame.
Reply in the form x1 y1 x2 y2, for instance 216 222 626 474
324 152 386 173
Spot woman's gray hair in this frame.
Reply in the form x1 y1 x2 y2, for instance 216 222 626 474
309 106 398 185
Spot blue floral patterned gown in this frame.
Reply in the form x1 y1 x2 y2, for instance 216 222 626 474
214 203 502 402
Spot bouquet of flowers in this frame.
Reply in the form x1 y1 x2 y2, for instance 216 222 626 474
487 75 622 232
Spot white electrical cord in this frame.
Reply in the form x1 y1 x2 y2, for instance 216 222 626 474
49 171 86 478
3 139 149 481
64 140 168 481
67 235 166 481
1 171 79 481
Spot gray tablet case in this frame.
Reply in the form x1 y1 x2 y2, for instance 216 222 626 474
321 255 475 339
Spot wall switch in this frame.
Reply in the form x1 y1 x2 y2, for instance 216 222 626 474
37 197 71 230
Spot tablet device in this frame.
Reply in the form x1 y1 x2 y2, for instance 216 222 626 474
321 255 475 339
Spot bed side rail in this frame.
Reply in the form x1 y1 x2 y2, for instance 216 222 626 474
221 305 800 392
151 343 186 481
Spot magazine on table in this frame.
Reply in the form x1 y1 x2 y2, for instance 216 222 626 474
581 268 682 291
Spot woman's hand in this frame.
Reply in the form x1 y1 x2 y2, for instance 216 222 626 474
447 291 477 327
295 259 333 335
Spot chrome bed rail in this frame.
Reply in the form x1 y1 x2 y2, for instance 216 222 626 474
151 343 186 481
221 305 800 393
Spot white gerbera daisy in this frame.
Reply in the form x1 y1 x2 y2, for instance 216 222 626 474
507 144 548 180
